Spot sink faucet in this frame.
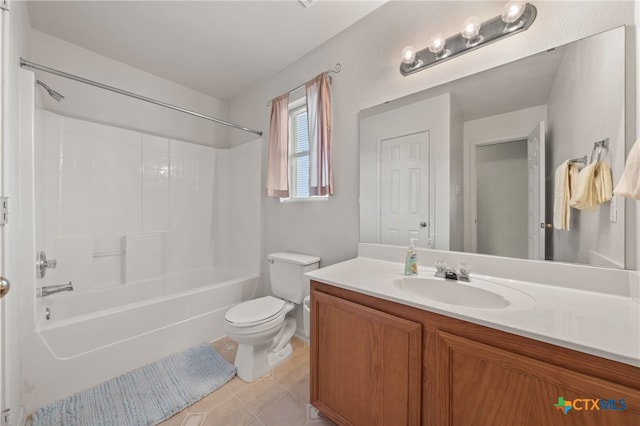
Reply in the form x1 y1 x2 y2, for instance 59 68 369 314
37 281 73 297
435 261 471 282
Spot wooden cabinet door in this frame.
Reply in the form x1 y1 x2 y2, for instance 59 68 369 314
311 290 422 426
437 331 640 426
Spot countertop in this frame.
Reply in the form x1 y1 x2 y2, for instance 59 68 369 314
306 257 640 367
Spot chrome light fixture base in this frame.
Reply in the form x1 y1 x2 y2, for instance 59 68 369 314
400 3 537 76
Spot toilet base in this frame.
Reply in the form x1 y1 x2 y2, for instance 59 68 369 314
268 342 292 370
232 317 297 382
235 342 293 382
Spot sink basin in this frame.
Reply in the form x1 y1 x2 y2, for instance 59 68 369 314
393 276 531 310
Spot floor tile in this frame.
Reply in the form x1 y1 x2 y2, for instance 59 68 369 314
225 375 252 395
289 373 310 403
273 355 309 389
157 411 188 426
235 376 288 415
182 412 207 426
187 387 233 412
257 392 308 426
200 396 258 426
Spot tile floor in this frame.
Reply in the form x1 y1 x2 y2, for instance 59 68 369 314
158 337 333 426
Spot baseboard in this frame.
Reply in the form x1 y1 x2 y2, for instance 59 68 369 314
294 330 309 344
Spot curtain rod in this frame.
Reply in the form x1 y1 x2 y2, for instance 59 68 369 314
266 63 341 108
20 58 263 137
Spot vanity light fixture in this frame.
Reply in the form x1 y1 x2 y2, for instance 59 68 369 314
461 17 482 45
428 33 448 57
400 1 537 76
502 1 527 24
401 46 418 65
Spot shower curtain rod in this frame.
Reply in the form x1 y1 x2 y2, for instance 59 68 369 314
20 58 263 137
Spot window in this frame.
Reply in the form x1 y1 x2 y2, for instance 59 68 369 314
284 98 328 201
288 100 309 199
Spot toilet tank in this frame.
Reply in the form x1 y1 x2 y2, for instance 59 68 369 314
268 252 320 303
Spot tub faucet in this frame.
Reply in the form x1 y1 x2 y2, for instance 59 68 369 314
434 261 471 282
37 281 73 297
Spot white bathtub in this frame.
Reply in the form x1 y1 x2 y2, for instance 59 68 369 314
23 269 256 413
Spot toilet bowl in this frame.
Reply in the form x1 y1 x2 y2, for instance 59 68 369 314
224 296 297 381
223 252 320 382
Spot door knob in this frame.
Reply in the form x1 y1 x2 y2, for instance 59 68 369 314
540 223 552 229
419 221 427 228
0 277 9 299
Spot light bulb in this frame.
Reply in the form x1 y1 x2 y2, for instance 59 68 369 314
401 46 417 65
461 17 481 40
501 1 526 24
428 33 446 54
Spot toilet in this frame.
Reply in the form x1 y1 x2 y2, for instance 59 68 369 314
224 252 320 382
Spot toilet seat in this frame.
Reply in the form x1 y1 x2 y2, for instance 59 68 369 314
224 296 286 333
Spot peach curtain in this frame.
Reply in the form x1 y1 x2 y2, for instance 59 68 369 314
266 93 290 198
305 73 333 196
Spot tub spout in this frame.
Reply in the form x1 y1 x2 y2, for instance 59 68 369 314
38 281 73 297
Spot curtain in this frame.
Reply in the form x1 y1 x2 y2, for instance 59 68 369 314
305 73 333 196
266 93 290 198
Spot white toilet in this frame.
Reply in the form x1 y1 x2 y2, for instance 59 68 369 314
224 252 320 382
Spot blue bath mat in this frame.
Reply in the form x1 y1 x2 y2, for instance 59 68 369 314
32 343 236 426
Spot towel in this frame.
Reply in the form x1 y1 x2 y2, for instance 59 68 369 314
553 161 579 230
614 138 640 199
570 161 613 211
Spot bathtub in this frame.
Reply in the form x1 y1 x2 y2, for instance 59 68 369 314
23 268 256 413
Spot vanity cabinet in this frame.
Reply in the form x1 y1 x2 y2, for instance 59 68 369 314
310 281 640 426
311 290 422 425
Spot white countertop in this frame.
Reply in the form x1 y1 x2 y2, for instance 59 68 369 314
306 257 640 367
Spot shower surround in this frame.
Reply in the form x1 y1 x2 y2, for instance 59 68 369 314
19 73 262 413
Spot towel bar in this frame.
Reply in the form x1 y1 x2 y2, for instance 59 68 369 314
590 138 609 163
569 155 588 164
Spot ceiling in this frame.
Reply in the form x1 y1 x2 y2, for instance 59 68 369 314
27 0 386 101
451 45 564 122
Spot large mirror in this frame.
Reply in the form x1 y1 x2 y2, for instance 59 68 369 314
360 26 630 269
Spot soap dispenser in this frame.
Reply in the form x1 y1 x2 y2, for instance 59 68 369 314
404 238 418 276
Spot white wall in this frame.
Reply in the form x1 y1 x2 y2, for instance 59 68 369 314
547 26 626 267
29 30 230 148
228 1 637 289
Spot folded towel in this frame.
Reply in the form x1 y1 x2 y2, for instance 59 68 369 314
595 161 613 204
614 138 640 199
570 161 613 211
553 161 579 230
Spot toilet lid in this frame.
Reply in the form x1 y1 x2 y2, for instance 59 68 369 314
225 296 286 326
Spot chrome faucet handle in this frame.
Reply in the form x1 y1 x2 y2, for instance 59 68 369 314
435 260 447 278
36 251 57 279
457 263 471 282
